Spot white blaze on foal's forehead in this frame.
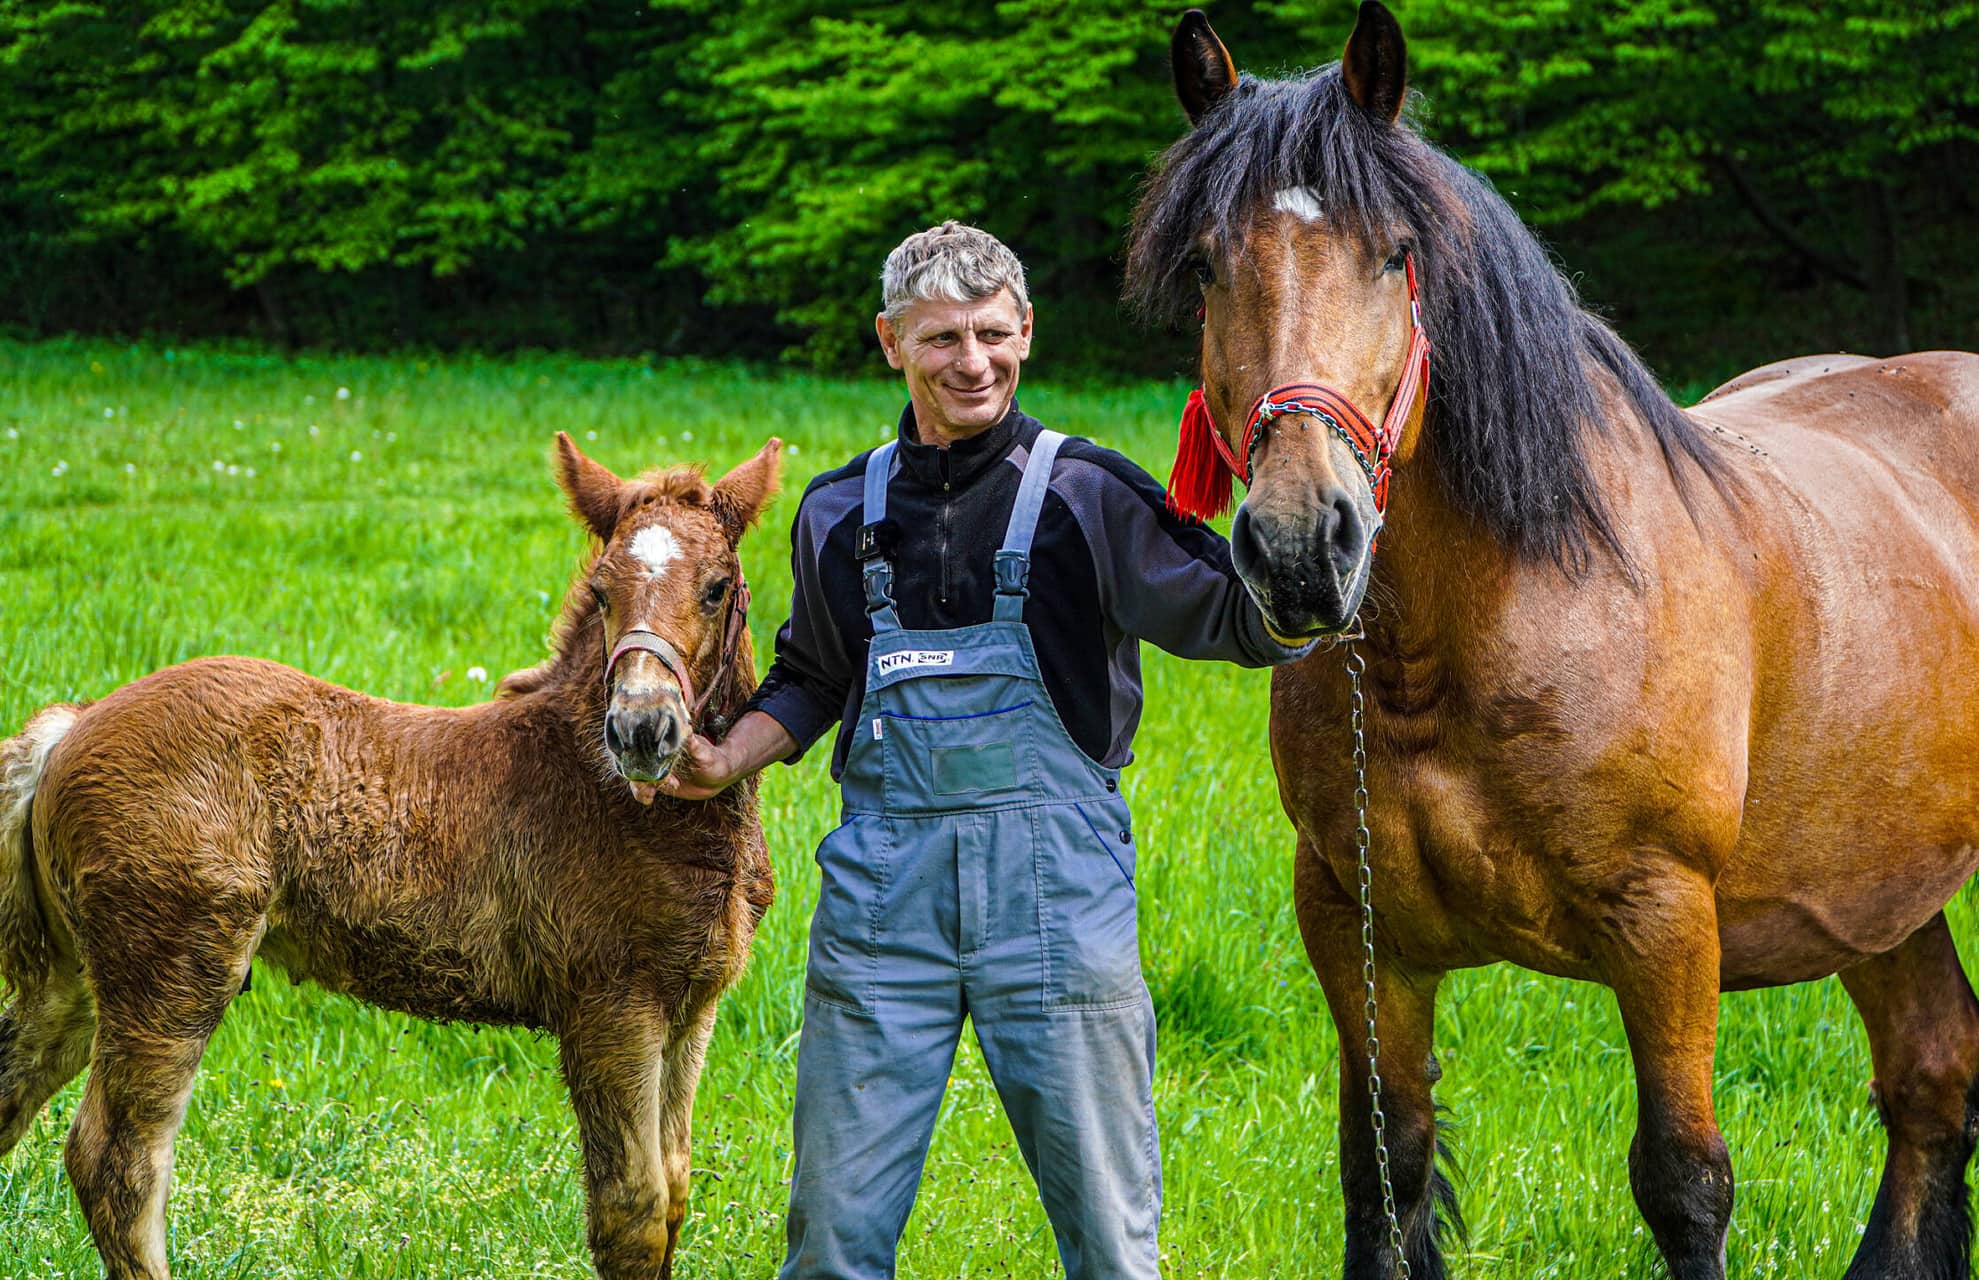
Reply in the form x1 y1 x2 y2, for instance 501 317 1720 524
628 524 682 576
1271 186 1324 222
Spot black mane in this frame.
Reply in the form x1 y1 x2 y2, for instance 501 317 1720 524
1125 65 1720 570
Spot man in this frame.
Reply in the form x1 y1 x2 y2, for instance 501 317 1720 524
664 221 1311 1278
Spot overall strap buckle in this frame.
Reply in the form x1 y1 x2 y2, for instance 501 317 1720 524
862 559 896 615
993 549 1030 598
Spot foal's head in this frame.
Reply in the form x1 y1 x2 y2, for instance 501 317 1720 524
553 433 782 801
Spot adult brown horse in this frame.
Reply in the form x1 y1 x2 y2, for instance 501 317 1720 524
0 433 780 1280
1128 6 1979 1278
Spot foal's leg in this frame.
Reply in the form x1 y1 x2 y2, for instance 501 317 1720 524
1297 845 1456 1280
561 1008 673 1280
0 967 96 1156
655 997 720 1274
1838 912 1979 1280
1600 869 1732 1280
65 932 253 1280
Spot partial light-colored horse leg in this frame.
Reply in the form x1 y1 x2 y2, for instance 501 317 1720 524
1600 865 1733 1280
561 1005 673 1280
65 932 254 1280
656 996 720 1274
0 966 96 1156
1838 912 1979 1280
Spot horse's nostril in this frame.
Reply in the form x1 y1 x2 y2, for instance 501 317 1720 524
655 711 685 757
1230 506 1263 575
605 713 626 756
1328 493 1366 580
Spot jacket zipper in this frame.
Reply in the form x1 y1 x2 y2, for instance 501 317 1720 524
939 449 952 606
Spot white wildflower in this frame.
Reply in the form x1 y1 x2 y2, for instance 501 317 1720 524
335 387 351 400
680 430 694 442
51 460 68 477
466 666 488 683
349 450 363 463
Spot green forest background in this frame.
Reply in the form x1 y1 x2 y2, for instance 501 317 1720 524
3 0 1974 387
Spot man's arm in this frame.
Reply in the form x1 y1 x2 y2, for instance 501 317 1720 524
660 710 797 800
1064 444 1315 666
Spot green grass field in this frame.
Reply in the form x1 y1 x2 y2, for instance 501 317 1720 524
0 337 1954 1277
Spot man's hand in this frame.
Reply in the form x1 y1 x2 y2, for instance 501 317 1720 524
661 733 740 800
659 710 799 801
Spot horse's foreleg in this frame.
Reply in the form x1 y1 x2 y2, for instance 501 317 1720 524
561 1009 672 1280
1297 844 1455 1280
655 997 720 1275
1838 912 1979 1280
1602 868 1732 1280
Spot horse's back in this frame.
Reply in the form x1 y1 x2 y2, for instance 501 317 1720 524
1691 351 1979 484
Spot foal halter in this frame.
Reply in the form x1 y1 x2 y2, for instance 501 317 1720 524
602 573 753 734
1168 254 1430 522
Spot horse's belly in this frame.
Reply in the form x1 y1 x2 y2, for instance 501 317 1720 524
257 919 542 1028
1716 841 1979 988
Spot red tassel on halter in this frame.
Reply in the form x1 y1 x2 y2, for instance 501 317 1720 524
1166 386 1235 521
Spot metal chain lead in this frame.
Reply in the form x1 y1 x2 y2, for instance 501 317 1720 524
1346 643 1410 1278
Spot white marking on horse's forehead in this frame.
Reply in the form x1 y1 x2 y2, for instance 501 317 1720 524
1272 186 1324 222
628 524 682 576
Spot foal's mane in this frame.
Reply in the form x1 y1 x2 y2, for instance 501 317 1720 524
497 465 722 698
1125 64 1721 571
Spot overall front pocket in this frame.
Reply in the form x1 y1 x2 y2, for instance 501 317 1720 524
804 817 888 1014
878 701 1036 813
1037 801 1144 1010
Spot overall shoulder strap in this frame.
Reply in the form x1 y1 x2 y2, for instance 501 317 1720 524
858 442 901 631
992 430 1066 622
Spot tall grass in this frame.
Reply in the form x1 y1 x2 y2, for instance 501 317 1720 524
0 338 1935 1276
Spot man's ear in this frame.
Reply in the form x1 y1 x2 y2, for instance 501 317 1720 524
876 312 905 370
711 437 784 544
554 431 623 541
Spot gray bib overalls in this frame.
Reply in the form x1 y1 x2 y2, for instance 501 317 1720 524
780 431 1162 1279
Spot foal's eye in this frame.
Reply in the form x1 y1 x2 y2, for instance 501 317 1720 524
701 577 731 610
589 583 608 611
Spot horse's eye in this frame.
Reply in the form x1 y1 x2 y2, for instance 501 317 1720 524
589 583 608 611
1192 256 1216 287
702 577 731 610
1383 246 1409 274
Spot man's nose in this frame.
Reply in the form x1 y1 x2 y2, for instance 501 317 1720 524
955 336 989 376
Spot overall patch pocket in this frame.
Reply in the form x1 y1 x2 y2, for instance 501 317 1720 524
880 702 1034 811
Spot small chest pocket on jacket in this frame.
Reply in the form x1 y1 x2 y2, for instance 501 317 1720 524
879 700 1035 812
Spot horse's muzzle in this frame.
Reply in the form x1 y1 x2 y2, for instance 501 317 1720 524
606 696 688 794
1230 488 1373 637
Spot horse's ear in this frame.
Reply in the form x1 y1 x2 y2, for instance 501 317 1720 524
1342 1 1408 125
554 431 624 541
710 437 784 545
1172 9 1237 127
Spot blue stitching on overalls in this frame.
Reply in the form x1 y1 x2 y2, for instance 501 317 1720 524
1073 801 1134 886
877 700 1033 723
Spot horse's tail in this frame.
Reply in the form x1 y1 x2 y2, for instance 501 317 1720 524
0 704 82 987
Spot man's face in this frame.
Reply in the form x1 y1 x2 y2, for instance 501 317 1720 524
876 289 1033 446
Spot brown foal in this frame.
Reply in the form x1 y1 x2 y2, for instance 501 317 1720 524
0 433 781 1279
1133 6 1979 1279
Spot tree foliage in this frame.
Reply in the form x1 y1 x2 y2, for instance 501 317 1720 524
1 0 1973 369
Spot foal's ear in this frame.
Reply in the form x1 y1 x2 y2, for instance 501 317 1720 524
710 437 784 545
1342 1 1408 125
554 431 625 541
1172 9 1237 127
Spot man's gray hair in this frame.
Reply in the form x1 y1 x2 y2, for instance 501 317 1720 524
880 221 1029 323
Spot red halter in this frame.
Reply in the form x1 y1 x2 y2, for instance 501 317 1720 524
1167 254 1430 522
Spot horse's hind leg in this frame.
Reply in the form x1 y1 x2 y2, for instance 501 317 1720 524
0 967 96 1156
65 930 254 1279
1839 912 1979 1280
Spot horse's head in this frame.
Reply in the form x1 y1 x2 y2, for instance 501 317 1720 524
554 432 782 801
1135 3 1433 638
